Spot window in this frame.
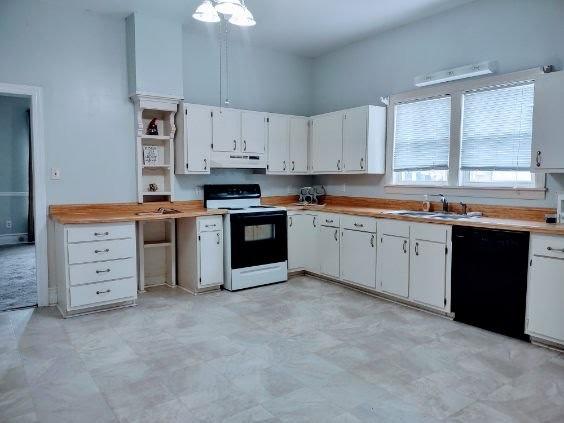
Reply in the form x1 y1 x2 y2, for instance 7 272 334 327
392 96 451 184
460 83 534 187
387 69 545 198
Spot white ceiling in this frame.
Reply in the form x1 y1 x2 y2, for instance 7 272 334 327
40 0 476 57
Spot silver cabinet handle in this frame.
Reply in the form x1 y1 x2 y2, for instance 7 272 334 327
94 248 110 254
94 232 109 237
360 157 364 170
402 239 407 253
291 161 295 171
96 269 111 274
337 160 341 171
334 229 338 241
96 289 111 295
547 246 564 252
353 223 364 228
233 140 237 150
243 140 247 151
313 217 317 228
289 216 293 227
536 151 542 167
216 232 221 245
203 158 207 170
283 161 286 171
370 234 375 248
415 242 419 256
205 224 217 228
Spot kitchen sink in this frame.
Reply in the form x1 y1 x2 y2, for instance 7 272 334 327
388 210 481 220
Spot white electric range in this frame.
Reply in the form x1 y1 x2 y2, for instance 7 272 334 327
204 184 288 291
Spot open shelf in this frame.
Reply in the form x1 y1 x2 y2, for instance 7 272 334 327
143 191 172 196
141 135 170 141
138 219 176 290
142 164 171 169
144 241 172 248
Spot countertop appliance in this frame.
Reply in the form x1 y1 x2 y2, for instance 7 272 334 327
451 226 530 340
204 184 287 291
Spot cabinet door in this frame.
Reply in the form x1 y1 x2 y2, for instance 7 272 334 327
199 231 224 287
409 240 446 309
532 71 564 171
527 256 564 342
318 225 340 278
185 104 212 173
340 229 376 288
242 111 267 154
305 214 320 273
379 235 409 298
342 107 367 172
212 108 241 152
288 214 306 270
289 117 309 173
311 112 343 173
267 115 290 173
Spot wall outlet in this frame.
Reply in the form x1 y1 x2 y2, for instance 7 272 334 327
50 168 61 180
5 220 12 229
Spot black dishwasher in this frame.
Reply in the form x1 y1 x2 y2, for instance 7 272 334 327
451 226 530 340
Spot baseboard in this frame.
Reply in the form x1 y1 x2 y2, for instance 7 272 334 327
0 233 29 246
48 287 58 305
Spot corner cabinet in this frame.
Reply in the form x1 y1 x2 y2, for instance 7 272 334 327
177 216 224 294
526 234 564 346
531 71 564 172
175 103 212 174
311 105 386 174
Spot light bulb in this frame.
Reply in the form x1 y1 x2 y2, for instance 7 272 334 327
215 0 242 15
192 0 220 23
229 4 256 27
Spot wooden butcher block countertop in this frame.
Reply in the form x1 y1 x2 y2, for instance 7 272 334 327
50 201 226 224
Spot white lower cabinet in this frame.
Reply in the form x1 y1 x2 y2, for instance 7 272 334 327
318 224 340 278
54 222 138 317
526 235 564 345
340 228 376 289
379 234 410 298
410 240 447 309
177 216 224 294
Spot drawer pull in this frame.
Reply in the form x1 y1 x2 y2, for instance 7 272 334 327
547 246 564 253
94 232 109 237
205 224 217 228
326 219 333 224
96 269 111 274
354 223 364 228
96 289 111 295
94 248 110 254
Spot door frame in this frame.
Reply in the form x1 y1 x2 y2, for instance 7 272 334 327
0 83 48 306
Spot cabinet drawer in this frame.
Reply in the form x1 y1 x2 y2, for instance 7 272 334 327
379 219 410 238
67 238 135 264
69 258 136 286
341 215 376 232
411 223 449 243
317 213 340 227
198 216 223 233
531 234 564 258
70 278 137 308
67 223 134 243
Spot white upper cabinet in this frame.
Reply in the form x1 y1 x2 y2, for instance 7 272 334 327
175 103 212 174
267 114 290 173
311 105 386 174
242 111 267 154
289 117 309 174
311 111 343 173
532 71 564 172
212 108 241 152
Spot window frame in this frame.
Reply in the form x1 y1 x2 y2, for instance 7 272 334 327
385 68 546 200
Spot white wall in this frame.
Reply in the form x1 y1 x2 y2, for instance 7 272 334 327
0 0 314 206
0 96 31 236
311 0 564 207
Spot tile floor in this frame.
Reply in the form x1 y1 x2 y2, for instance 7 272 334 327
1 275 563 422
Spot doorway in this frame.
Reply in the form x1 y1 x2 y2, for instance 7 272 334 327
0 83 47 310
0 95 36 310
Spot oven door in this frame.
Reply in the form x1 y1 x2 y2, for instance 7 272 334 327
229 211 288 269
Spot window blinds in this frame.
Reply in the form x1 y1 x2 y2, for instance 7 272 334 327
393 96 451 172
460 83 534 171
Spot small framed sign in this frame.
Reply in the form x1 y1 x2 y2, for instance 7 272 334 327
143 145 159 166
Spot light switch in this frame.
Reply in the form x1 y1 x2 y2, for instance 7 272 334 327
50 168 61 180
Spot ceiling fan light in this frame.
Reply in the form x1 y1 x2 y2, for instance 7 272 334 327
215 0 242 15
228 5 256 27
192 0 220 23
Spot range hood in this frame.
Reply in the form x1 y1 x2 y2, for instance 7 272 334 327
210 151 266 169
